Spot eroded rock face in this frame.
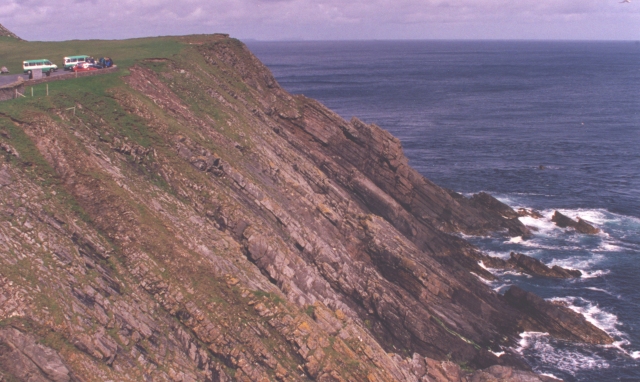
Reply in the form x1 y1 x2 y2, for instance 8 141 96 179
0 328 73 382
504 286 613 345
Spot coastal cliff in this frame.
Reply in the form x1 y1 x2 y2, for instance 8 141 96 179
0 33 609 381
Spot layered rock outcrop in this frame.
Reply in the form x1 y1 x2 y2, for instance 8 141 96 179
0 35 610 381
504 287 613 345
551 211 600 234
479 252 581 279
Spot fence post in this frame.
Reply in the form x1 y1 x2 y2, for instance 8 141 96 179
31 87 33 97
46 84 49 96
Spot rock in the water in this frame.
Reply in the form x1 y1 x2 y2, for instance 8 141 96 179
576 218 600 235
552 211 600 234
468 192 532 237
551 211 575 228
517 208 543 219
470 192 519 219
507 252 581 279
504 286 613 345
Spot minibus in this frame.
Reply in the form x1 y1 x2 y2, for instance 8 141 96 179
22 59 58 76
63 55 91 70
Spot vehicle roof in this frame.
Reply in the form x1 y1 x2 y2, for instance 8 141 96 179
64 55 90 59
23 59 52 62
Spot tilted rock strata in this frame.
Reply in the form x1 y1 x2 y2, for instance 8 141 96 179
0 35 609 380
479 252 581 279
507 252 581 279
504 286 613 345
551 211 600 234
0 328 75 382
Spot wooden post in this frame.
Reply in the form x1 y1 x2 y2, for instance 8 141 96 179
31 87 33 97
46 84 49 96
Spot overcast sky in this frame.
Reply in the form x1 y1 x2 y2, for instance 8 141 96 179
1 0 639 41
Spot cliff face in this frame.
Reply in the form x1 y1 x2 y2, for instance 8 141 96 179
0 36 605 381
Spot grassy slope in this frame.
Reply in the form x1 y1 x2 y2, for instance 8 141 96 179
0 35 199 142
0 35 184 74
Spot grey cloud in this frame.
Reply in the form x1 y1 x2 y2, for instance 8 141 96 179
1 0 638 41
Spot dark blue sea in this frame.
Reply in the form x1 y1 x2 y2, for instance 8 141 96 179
246 40 640 381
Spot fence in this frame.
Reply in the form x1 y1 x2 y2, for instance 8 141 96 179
0 65 119 102
28 65 119 86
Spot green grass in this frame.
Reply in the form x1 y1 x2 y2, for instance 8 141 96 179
431 316 482 351
252 290 285 305
304 305 315 317
0 35 184 75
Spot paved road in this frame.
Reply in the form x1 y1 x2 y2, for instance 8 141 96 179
0 70 70 87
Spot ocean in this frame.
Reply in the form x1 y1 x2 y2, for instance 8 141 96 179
246 40 640 381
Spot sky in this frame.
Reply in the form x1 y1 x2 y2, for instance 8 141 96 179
1 0 639 41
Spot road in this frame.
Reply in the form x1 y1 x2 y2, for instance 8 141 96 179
0 69 71 87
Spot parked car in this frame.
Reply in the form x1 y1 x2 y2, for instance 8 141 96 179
98 57 113 68
23 59 57 76
72 62 100 72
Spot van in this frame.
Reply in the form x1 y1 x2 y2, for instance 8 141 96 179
63 55 90 70
23 59 57 76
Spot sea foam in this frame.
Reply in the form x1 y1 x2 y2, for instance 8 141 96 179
516 332 611 375
547 296 621 337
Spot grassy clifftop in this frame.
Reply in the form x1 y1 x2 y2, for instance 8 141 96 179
0 34 189 73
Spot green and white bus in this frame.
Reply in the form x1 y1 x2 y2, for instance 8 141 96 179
22 59 58 76
63 55 91 70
